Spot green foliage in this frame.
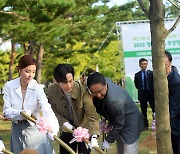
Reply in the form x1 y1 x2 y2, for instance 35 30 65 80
165 2 180 18
0 0 178 85
0 51 11 88
0 50 24 88
41 40 124 83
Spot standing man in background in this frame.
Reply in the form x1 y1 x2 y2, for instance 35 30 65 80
134 58 155 129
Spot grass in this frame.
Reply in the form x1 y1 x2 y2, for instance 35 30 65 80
0 104 157 153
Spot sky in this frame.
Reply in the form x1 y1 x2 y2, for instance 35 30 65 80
108 0 131 7
94 0 132 7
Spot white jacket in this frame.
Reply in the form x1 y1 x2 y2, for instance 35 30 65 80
3 77 59 134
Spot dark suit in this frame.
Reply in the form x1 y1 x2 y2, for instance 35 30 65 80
93 78 145 144
168 67 180 154
134 70 155 122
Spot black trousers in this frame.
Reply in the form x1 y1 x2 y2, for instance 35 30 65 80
171 134 180 154
140 91 155 122
59 132 90 154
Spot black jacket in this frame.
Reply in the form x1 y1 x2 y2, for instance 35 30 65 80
134 70 154 101
168 67 180 136
93 78 145 144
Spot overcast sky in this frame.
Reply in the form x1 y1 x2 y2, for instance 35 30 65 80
108 0 131 7
93 0 132 7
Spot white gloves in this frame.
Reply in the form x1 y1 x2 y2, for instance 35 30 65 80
88 135 99 149
63 122 74 131
102 140 110 150
0 140 5 153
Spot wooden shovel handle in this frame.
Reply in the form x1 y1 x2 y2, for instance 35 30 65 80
2 149 14 154
20 111 76 154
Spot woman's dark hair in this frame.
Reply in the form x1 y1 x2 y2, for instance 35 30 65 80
17 55 36 70
165 50 172 62
139 58 148 64
87 72 106 88
53 64 74 83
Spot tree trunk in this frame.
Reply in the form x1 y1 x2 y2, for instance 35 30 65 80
24 43 28 54
149 0 172 153
8 42 16 81
35 43 44 83
27 40 34 55
24 41 34 55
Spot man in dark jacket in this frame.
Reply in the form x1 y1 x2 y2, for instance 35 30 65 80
134 58 155 128
87 72 145 154
165 51 180 154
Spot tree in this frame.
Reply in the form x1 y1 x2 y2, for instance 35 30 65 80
137 0 180 153
0 0 104 82
8 42 16 81
0 51 11 88
0 0 177 86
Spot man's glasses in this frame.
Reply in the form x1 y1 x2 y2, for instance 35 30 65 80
88 86 105 96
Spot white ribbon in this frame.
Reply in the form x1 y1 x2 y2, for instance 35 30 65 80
0 140 5 153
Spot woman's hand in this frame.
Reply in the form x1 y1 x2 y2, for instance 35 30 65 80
0 115 10 121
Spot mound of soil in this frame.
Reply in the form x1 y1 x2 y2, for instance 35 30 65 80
140 132 157 149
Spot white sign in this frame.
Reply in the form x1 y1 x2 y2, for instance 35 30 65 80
121 19 180 79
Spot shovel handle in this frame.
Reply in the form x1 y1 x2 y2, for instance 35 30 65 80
20 112 76 154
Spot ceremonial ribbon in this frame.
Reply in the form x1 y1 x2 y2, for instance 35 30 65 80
0 140 5 153
36 117 51 134
69 127 89 144
99 119 112 134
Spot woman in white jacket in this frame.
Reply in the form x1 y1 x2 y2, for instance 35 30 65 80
3 55 59 154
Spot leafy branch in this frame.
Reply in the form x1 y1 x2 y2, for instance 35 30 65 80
0 10 29 20
167 0 180 10
168 16 180 34
137 0 150 18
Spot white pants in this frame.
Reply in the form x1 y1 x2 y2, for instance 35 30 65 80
116 137 138 154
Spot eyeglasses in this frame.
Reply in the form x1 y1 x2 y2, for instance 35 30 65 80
88 86 105 96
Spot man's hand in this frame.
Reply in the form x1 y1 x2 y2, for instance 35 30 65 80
88 135 99 149
101 140 110 150
63 122 74 131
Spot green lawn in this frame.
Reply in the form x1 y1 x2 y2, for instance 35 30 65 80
0 104 157 153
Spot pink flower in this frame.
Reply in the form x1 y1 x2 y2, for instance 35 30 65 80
99 119 112 134
69 127 89 144
36 117 51 134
